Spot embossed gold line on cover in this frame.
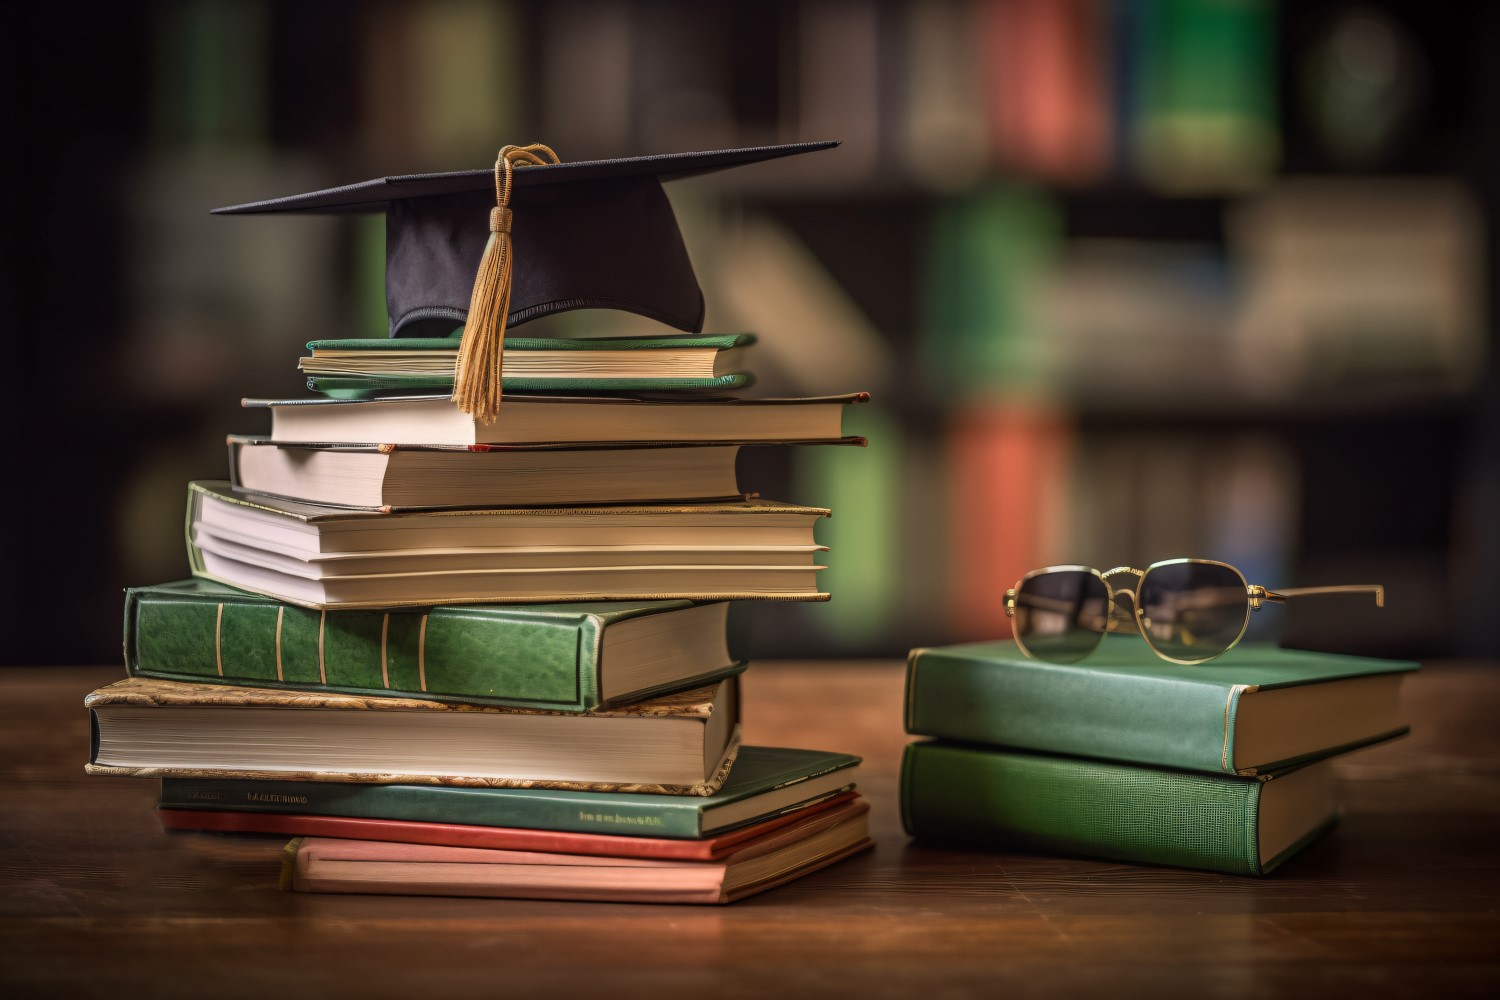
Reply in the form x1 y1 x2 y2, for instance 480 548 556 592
274 606 284 681
380 613 390 689
1222 684 1257 771
418 614 430 692
215 603 224 677
1004 558 1384 664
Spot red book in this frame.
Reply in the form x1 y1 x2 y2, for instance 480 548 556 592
159 791 860 862
281 799 873 904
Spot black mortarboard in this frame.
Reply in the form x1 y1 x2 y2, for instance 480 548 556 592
214 140 839 421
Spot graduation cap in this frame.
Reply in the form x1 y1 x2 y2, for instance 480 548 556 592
214 140 839 421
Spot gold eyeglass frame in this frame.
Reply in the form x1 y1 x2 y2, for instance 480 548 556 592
1003 558 1385 665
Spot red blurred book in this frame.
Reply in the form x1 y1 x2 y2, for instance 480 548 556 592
946 402 1074 641
160 790 859 862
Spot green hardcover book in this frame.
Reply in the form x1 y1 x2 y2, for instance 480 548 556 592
900 741 1340 876
125 578 746 712
905 638 1415 775
304 373 753 398
298 333 756 398
160 746 862 839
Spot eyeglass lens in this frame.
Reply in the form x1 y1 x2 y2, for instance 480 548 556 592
1137 562 1249 662
1013 571 1110 663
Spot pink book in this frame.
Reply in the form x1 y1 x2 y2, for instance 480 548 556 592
284 799 872 904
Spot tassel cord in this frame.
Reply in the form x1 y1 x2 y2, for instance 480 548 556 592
452 143 559 423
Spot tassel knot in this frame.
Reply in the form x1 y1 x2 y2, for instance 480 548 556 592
452 142 560 423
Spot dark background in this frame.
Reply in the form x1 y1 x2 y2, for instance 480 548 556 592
4 0 1497 665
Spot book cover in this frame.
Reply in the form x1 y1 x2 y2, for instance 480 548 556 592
298 334 758 397
242 392 869 448
124 578 747 712
224 436 863 511
86 676 740 795
158 790 861 861
304 373 754 398
158 745 862 838
900 741 1339 877
905 638 1415 775
283 799 873 904
302 333 758 352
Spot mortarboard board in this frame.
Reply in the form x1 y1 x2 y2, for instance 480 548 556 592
214 140 839 421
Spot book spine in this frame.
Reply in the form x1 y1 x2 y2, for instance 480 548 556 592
904 647 1244 773
159 778 706 839
124 587 602 711
899 742 1264 876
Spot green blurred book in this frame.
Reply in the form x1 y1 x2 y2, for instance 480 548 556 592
1131 0 1278 192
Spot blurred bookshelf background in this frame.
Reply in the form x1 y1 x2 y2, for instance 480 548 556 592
5 0 1498 664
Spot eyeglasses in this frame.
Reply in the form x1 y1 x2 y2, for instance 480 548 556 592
1003 559 1384 665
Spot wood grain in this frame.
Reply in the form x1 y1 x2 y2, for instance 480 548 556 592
1 662 1497 998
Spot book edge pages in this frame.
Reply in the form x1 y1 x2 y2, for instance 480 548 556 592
84 726 741 796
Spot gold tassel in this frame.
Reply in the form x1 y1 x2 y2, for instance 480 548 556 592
452 143 560 423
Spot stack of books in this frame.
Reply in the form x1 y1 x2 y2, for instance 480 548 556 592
900 638 1416 875
87 374 872 903
87 140 875 904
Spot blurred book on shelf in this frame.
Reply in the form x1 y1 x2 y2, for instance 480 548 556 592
1229 179 1485 395
946 403 1075 642
982 0 1111 185
1129 0 1279 192
1033 239 1238 404
898 0 989 190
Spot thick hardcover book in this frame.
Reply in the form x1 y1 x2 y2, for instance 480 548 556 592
227 438 749 509
186 481 831 610
244 392 868 447
157 791 861 861
124 579 747 712
86 676 740 795
283 799 873 904
905 638 1415 775
900 741 1343 876
158 745 862 838
298 333 757 399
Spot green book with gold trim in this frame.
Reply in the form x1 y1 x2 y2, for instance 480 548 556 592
124 579 745 712
900 741 1340 876
298 333 755 398
904 638 1414 775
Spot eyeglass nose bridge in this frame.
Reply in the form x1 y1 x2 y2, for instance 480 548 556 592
1101 566 1145 636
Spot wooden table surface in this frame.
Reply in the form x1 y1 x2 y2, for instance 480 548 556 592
1 661 1497 998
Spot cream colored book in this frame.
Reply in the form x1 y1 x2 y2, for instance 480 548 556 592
229 438 747 509
243 392 868 447
86 676 740 796
186 481 831 609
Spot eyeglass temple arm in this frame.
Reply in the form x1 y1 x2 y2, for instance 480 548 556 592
1249 584 1385 610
